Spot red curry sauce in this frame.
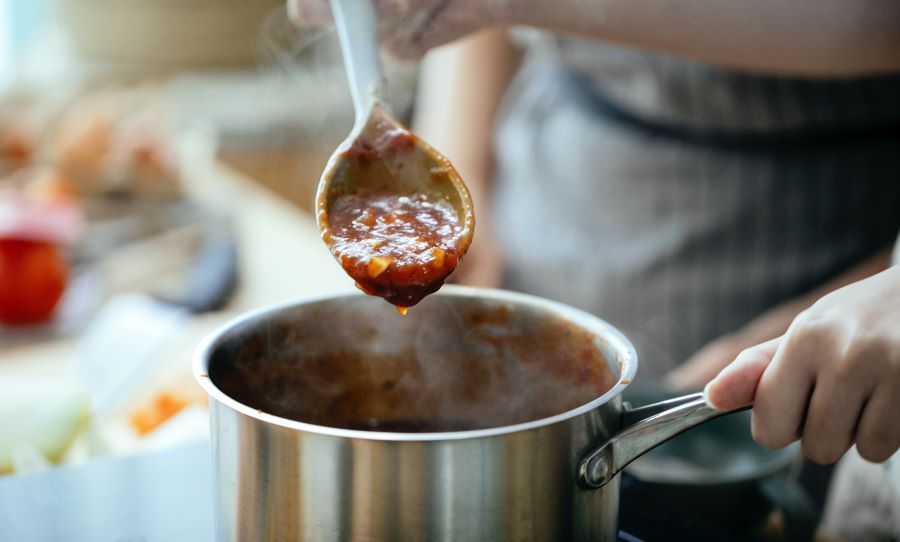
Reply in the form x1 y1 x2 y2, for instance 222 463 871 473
320 118 470 311
327 193 463 310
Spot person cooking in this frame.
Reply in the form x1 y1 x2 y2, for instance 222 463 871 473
288 2 900 531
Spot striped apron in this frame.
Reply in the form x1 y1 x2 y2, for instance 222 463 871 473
493 36 900 377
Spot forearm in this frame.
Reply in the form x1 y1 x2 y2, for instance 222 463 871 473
291 0 900 74
500 0 900 76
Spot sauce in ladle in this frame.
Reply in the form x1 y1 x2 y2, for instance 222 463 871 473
318 111 472 311
328 193 463 309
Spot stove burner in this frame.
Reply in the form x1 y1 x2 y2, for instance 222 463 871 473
619 473 782 542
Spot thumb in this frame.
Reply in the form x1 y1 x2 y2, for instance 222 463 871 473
704 336 782 410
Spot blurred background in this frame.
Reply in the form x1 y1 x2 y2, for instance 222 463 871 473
0 3 886 541
0 0 419 474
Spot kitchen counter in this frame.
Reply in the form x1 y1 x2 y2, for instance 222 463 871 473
0 154 355 466
0 441 213 542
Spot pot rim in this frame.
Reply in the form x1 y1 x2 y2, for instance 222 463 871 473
193 285 638 442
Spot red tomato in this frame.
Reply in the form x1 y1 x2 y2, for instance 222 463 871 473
0 238 68 325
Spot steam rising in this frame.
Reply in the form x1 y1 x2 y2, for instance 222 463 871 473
253 8 418 163
210 15 616 432
212 295 617 432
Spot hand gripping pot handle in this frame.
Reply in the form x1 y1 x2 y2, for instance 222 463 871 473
578 393 750 488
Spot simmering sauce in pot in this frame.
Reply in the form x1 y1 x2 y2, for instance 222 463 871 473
210 304 620 433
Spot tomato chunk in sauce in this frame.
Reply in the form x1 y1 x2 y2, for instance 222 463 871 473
326 193 463 310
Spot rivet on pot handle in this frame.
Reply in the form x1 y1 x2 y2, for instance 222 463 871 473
578 393 750 488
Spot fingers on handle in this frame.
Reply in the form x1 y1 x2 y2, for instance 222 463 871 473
705 337 781 411
751 319 845 451
855 379 900 463
800 375 868 464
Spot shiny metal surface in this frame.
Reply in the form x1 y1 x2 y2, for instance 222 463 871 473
210 402 621 541
579 395 749 488
194 286 736 541
0 442 212 541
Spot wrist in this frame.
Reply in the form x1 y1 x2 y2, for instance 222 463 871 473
492 0 611 34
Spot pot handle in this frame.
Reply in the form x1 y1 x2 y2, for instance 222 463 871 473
578 393 749 488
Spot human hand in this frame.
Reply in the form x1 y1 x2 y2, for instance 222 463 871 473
706 266 900 464
287 0 509 59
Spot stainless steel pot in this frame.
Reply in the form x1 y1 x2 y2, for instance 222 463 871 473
194 286 743 541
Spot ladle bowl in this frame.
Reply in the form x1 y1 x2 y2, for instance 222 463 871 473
315 0 475 279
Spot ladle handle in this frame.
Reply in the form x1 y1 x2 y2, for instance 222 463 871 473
578 393 750 488
330 0 385 122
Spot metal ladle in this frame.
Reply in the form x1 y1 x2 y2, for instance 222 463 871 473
316 0 475 259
